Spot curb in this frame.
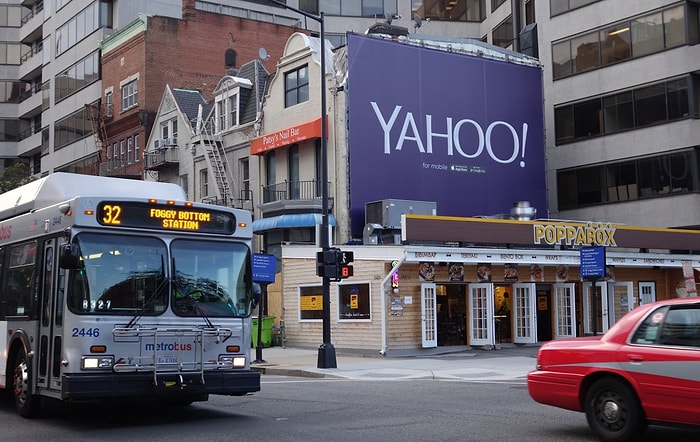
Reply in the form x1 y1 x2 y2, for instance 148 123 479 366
252 365 328 378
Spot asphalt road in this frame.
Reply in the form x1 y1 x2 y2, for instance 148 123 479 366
1 377 699 441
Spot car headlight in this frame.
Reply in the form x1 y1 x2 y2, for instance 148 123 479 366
81 355 115 369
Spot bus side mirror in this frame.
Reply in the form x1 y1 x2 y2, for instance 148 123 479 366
252 283 261 308
59 243 83 269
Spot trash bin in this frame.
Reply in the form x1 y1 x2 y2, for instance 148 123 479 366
252 316 275 348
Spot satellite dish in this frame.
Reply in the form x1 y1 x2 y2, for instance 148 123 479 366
384 11 393 24
412 13 422 29
258 47 269 60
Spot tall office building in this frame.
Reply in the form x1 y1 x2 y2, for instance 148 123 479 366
4 0 184 176
539 0 700 230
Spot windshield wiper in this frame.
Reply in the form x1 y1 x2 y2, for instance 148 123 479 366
172 257 215 330
125 255 168 329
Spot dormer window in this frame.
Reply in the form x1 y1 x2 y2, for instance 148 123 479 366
213 75 251 133
215 91 239 132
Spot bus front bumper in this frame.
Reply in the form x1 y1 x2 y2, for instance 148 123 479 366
61 370 261 401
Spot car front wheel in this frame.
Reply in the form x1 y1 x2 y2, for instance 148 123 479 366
584 378 645 442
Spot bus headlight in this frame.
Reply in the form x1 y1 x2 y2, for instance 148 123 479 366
81 355 115 369
220 355 246 368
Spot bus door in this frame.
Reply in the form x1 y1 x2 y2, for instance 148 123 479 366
37 237 64 391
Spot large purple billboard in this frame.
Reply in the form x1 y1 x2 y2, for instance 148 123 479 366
347 33 547 237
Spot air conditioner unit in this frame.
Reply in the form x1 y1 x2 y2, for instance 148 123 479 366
166 137 177 146
154 139 167 149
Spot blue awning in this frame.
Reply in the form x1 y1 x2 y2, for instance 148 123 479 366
252 213 337 233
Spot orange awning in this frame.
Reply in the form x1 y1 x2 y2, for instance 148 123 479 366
250 117 325 155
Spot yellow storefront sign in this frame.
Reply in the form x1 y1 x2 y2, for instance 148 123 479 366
300 295 323 311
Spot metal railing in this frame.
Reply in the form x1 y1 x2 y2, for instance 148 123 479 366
261 180 326 203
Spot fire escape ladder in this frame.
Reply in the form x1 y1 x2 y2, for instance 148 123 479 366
201 119 235 206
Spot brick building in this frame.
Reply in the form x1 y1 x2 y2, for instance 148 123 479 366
97 4 301 179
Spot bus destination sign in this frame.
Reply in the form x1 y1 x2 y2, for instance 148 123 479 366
97 201 236 234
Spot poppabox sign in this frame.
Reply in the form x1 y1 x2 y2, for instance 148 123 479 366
346 33 547 236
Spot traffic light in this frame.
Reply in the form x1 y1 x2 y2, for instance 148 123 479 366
316 248 354 280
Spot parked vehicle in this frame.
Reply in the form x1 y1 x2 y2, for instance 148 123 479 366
528 297 700 441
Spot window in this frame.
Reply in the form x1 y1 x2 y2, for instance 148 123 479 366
571 32 600 73
600 25 631 65
338 283 371 320
228 95 238 128
603 91 633 134
53 104 93 149
1 242 37 319
119 140 125 161
552 41 572 79
0 119 19 141
217 100 226 132
0 5 23 27
200 169 209 197
105 91 113 118
552 4 698 80
657 307 700 347
134 134 140 162
412 0 484 22
240 158 250 201
492 15 513 48
0 43 27 65
225 49 237 68
634 83 666 127
491 0 507 12
550 0 601 17
55 2 99 56
121 79 138 111
631 12 664 57
557 149 699 210
525 0 535 25
554 75 696 145
299 285 323 320
289 144 300 199
127 137 133 163
573 99 602 138
284 65 309 107
302 0 398 18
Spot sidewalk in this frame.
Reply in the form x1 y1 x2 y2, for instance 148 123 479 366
250 344 539 382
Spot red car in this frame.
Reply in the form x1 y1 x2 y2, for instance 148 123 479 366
528 297 700 442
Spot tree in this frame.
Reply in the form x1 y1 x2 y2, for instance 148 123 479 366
0 163 35 194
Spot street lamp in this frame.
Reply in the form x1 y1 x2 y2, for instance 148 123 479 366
264 0 336 368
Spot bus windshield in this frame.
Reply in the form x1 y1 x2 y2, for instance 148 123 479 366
171 239 252 317
66 234 253 318
68 233 168 314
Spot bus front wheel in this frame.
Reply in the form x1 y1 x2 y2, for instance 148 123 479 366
12 349 40 418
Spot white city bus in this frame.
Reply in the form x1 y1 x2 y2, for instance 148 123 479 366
0 173 260 417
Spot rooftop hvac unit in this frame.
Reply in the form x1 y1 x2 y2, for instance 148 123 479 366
365 199 437 229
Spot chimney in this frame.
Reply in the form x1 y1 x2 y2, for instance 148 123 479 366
183 0 196 21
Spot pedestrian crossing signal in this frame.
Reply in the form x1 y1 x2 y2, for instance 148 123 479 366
316 248 354 280
340 264 353 278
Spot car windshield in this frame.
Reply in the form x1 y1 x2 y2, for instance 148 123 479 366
171 239 252 317
67 233 168 314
